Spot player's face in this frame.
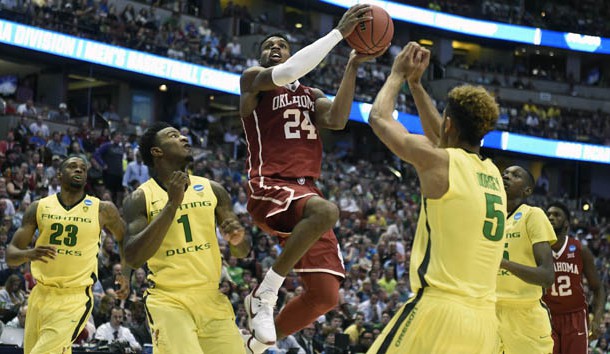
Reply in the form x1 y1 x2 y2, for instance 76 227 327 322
259 37 291 67
59 157 88 189
502 166 529 199
547 206 568 233
156 127 192 163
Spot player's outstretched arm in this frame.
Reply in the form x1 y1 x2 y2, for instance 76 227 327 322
500 241 555 287
123 171 189 268
211 181 251 258
582 244 605 338
239 4 371 118
7 201 56 266
315 49 388 130
404 42 443 145
368 43 444 171
100 201 130 300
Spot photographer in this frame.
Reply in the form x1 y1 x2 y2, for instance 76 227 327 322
95 307 141 353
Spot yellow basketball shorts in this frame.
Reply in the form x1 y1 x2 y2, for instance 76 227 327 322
25 283 93 354
144 286 245 354
367 288 498 354
496 300 553 354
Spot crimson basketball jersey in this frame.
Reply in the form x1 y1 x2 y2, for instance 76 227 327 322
543 236 587 314
242 81 322 179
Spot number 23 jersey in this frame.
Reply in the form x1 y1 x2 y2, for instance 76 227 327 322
139 176 220 289
242 81 322 179
33 194 101 288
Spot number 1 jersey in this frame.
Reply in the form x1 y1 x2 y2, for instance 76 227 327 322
242 81 322 179
33 194 101 288
139 176 220 289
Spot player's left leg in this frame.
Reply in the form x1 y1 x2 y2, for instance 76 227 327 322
275 272 340 338
195 288 246 354
28 285 93 354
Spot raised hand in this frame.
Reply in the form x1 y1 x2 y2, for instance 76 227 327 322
27 246 56 263
336 4 373 38
220 219 245 246
392 42 431 83
349 45 390 64
167 171 190 208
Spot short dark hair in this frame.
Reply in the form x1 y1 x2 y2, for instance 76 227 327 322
548 201 571 222
515 166 535 189
140 121 172 168
59 155 88 171
259 32 290 53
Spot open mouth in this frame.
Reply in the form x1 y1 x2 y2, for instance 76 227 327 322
270 53 281 60
72 175 83 182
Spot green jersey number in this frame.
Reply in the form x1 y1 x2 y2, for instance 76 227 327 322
49 223 78 247
483 193 505 241
177 214 193 242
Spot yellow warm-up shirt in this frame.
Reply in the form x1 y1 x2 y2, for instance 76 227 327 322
410 148 507 303
497 204 556 303
33 194 101 287
139 176 220 289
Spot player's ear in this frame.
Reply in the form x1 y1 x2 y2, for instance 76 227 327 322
150 147 163 159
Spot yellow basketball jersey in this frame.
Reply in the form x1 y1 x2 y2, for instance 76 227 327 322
33 194 101 288
139 176 220 289
410 148 507 302
496 204 556 303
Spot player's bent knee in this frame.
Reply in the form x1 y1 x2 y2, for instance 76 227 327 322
309 200 340 226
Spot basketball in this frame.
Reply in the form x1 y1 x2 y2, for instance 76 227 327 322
345 4 394 55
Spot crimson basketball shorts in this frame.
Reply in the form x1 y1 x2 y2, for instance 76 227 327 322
550 309 588 354
247 176 345 278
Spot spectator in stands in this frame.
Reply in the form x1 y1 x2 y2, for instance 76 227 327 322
28 115 50 139
49 102 70 121
0 274 26 317
122 150 149 193
5 304 26 328
93 130 125 206
6 168 27 203
103 105 120 122
294 322 320 354
344 312 365 346
94 307 142 352
44 155 61 181
351 329 374 354
232 190 248 216
47 176 60 196
45 131 68 157
17 99 37 118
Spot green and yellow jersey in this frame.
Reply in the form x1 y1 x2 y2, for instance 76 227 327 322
139 176 221 289
410 148 507 302
497 204 556 303
32 194 101 287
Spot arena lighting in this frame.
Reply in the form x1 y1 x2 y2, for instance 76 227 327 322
159 84 168 91
583 203 591 211
0 19 608 164
319 0 609 54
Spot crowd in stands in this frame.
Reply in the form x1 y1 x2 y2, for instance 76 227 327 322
0 105 607 353
417 0 610 38
1 0 610 146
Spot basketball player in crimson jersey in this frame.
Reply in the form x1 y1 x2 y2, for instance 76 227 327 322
239 4 386 353
543 202 605 354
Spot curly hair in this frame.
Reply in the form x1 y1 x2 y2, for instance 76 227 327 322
445 85 499 146
139 121 172 168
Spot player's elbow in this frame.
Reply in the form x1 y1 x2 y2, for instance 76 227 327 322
540 267 555 288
